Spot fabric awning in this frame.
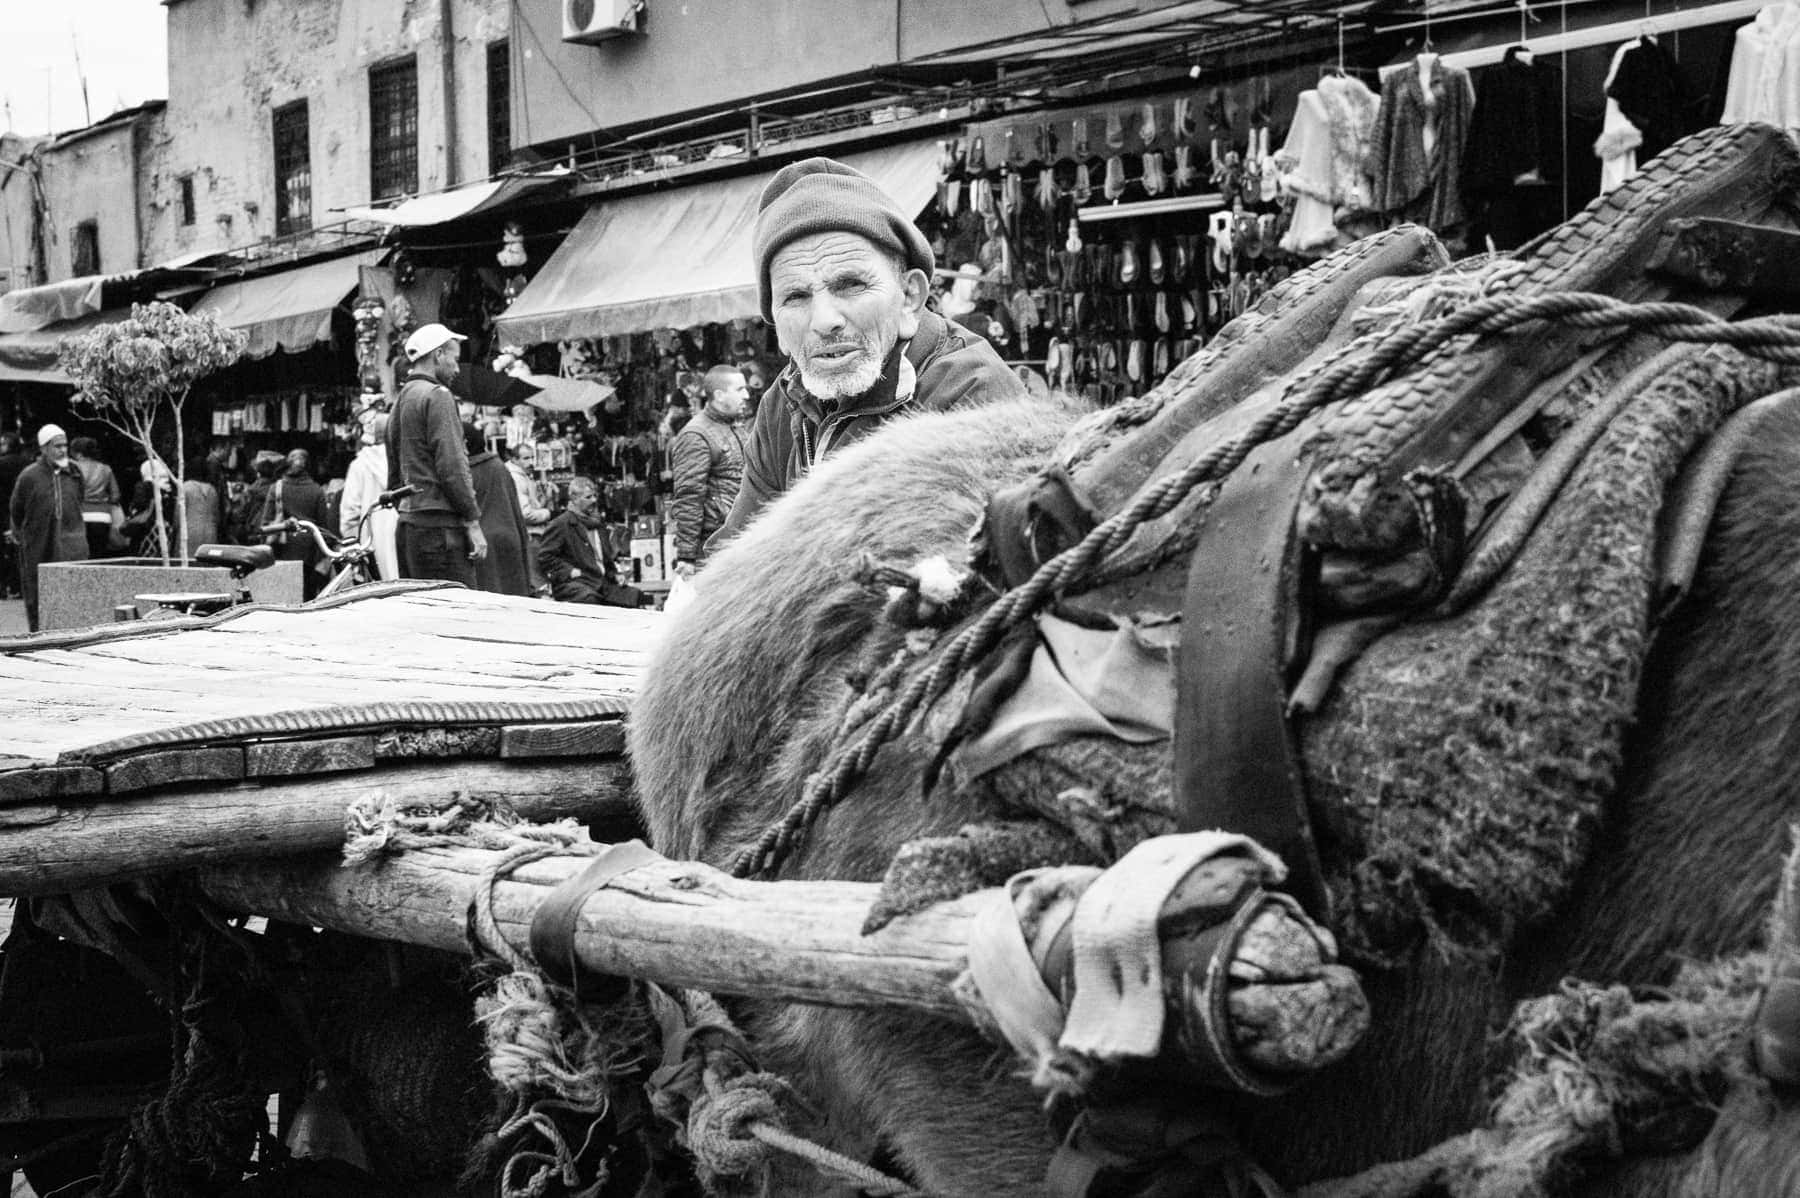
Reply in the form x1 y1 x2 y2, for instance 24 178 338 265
339 168 573 227
190 249 387 359
0 250 228 334
0 309 133 385
493 138 942 345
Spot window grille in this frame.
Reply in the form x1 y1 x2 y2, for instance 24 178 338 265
273 101 312 236
369 56 419 201
488 40 511 175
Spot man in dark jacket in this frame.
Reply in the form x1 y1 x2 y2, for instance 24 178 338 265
669 363 748 578
539 476 642 609
387 323 488 586
710 157 1026 549
7 424 88 630
261 449 330 600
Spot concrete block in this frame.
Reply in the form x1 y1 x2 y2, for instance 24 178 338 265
37 557 306 630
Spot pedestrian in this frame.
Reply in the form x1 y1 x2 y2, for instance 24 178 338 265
669 363 749 579
505 441 551 531
711 156 1026 548
386 323 487 585
340 414 400 581
539 476 643 608
261 448 329 600
7 425 88 631
464 423 535 597
125 458 178 557
69 436 124 559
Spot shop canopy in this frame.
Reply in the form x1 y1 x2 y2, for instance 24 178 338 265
0 249 222 334
190 249 387 359
0 308 134 385
338 168 574 228
493 138 941 345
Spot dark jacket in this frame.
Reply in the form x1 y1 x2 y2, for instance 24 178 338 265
469 449 534 597
1607 38 1698 163
262 470 329 600
668 409 745 564
715 310 1024 545
9 457 88 629
387 371 480 527
1462 47 1564 197
1370 58 1476 229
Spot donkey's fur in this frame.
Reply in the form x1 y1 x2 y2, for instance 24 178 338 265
629 394 1800 1195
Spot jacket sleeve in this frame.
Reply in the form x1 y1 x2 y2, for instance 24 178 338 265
8 469 29 540
710 402 784 549
428 392 481 522
537 517 577 584
668 429 712 560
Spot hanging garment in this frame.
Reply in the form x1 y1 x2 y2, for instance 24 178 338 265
1462 47 1564 249
1596 41 1642 193
1370 57 1476 232
1609 36 1699 161
1721 1 1800 128
1275 75 1380 255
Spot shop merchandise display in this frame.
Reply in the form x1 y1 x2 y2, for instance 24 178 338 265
1721 0 1800 127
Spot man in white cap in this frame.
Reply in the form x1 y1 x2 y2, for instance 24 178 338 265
6 424 88 630
710 156 1025 548
386 323 487 585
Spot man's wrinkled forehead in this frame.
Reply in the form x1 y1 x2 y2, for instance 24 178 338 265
769 231 899 291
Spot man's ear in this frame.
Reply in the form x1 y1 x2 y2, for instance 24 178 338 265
897 267 930 339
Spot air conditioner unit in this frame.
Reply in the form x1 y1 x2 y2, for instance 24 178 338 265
562 0 642 44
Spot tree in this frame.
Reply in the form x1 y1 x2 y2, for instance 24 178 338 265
58 302 246 565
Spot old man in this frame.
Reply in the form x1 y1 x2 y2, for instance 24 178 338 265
7 424 88 631
709 156 1025 547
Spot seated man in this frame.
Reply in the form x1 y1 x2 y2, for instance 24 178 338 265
538 476 644 609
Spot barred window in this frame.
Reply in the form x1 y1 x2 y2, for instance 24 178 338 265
273 102 312 236
71 220 99 276
369 56 419 201
487 40 511 175
178 174 196 227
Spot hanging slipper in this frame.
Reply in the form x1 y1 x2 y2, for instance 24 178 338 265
1142 151 1166 197
941 178 962 218
1208 210 1233 274
968 136 987 173
1103 155 1126 201
1118 239 1139 286
1181 292 1198 332
1140 102 1159 147
1072 117 1090 159
1257 128 1279 203
1154 337 1171 379
1004 128 1022 165
1036 166 1057 210
1126 338 1146 383
1173 234 1191 283
1073 161 1092 204
1148 238 1165 285
1175 95 1197 140
1105 109 1126 150
1237 210 1264 259
1154 290 1170 332
1173 144 1196 191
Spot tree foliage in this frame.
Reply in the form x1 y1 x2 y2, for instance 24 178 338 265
58 302 246 564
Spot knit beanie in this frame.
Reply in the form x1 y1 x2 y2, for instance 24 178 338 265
753 157 935 320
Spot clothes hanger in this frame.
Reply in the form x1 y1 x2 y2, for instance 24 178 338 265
1514 0 1537 65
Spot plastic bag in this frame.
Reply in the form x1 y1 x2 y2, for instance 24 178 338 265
663 571 697 618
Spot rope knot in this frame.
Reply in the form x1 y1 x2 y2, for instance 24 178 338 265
688 1072 788 1179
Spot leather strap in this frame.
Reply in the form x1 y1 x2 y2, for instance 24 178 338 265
1172 429 1330 920
528 839 663 998
983 463 1101 590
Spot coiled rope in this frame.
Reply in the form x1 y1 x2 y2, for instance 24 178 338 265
731 292 1800 879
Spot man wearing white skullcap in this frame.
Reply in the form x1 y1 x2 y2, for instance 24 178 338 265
6 424 87 629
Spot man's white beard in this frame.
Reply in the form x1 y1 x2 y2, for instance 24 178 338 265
799 351 883 401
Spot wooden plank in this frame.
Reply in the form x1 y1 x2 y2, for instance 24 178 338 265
499 721 627 759
105 747 244 794
246 736 377 779
0 758 635 896
0 767 104 804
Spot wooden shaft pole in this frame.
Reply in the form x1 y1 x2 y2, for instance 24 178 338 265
0 760 633 898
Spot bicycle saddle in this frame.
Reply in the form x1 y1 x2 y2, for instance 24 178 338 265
194 544 277 574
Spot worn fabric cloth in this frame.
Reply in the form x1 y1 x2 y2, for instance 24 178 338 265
955 614 1179 779
715 309 1024 547
1369 57 1476 230
8 457 88 630
468 449 534 597
668 409 745 564
340 444 400 581
387 370 480 528
539 509 642 608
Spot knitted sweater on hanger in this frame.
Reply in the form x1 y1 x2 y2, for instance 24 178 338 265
1369 58 1476 231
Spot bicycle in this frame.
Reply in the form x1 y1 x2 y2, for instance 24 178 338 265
135 485 416 617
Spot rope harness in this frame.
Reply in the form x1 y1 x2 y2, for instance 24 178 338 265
729 292 1800 881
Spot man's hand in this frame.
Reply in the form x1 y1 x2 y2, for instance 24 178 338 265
672 560 696 580
466 522 489 562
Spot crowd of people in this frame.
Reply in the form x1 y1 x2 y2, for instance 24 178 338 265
4 154 999 633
